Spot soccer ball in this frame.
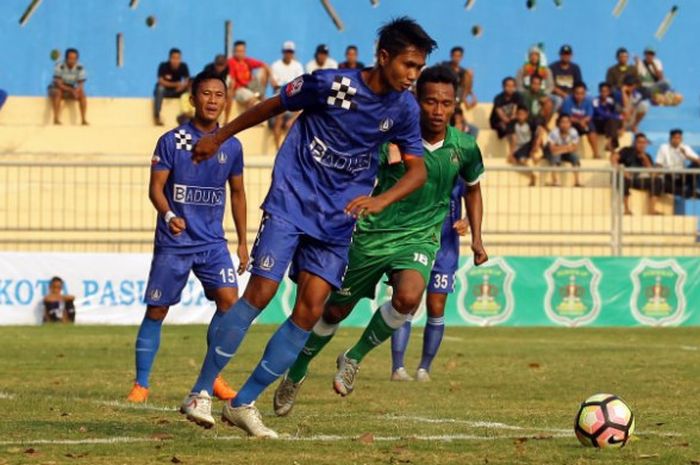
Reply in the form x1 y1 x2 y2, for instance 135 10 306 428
574 393 635 448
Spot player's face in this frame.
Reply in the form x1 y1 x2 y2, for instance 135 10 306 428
419 82 455 134
380 46 426 92
192 79 227 122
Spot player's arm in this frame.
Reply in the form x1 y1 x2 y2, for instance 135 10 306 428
149 169 185 236
228 174 248 275
193 95 285 163
463 182 488 266
345 155 426 218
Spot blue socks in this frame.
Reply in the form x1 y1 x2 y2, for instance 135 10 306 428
391 320 412 371
192 298 259 393
135 316 164 387
419 317 445 371
233 318 310 406
206 310 225 347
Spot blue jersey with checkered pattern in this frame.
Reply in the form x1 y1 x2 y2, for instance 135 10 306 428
151 122 243 254
266 68 423 244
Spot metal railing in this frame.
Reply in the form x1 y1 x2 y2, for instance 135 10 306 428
0 161 698 255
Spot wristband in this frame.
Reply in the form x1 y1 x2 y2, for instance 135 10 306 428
164 211 177 224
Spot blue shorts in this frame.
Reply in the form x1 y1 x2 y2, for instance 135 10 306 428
250 214 349 290
428 232 460 295
144 244 237 307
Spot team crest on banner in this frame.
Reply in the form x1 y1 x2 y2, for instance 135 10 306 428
544 258 602 327
456 257 515 326
630 258 687 326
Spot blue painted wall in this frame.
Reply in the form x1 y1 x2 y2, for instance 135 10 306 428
0 0 697 103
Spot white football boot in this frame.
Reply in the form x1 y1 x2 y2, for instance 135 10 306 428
333 351 360 396
179 390 215 429
222 401 279 439
390 367 414 382
415 368 432 382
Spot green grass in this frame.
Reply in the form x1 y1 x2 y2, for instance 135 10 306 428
1 325 700 465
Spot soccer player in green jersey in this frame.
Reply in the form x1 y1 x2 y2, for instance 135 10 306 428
272 66 488 416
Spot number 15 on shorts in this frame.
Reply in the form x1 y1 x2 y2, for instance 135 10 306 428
219 268 236 283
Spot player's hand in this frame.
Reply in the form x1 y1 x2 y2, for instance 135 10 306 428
168 217 186 236
472 241 488 266
452 219 469 236
344 196 388 218
237 243 249 275
192 133 221 164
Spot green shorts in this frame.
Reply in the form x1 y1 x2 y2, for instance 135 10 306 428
328 243 436 306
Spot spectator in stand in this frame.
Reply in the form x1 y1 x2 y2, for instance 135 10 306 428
49 48 88 125
561 82 600 158
606 47 638 91
154 48 190 126
451 107 479 139
521 74 553 128
43 276 75 324
306 44 338 73
544 114 582 187
593 82 623 156
203 54 230 83
440 46 476 108
516 46 556 106
655 129 700 197
269 41 305 149
635 47 683 106
612 133 663 215
508 105 542 186
489 76 523 139
0 88 7 112
227 40 271 117
339 45 365 69
614 75 649 133
549 44 583 104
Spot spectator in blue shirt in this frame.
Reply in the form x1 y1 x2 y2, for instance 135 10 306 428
593 82 622 157
561 82 599 158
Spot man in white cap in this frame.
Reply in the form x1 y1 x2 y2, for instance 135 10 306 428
270 41 305 148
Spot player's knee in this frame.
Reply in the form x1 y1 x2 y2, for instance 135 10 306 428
146 306 169 320
323 303 352 325
392 290 421 314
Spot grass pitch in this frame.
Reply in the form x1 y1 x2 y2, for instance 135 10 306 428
1 324 699 464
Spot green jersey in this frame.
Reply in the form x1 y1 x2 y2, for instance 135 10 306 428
353 125 484 255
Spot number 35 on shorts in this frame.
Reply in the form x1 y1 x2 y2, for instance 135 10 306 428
219 268 236 283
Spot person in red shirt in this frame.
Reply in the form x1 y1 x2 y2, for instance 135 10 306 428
226 40 272 119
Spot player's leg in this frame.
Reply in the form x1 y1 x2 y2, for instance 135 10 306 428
417 292 447 382
128 252 191 402
189 215 299 400
224 237 351 434
390 314 414 381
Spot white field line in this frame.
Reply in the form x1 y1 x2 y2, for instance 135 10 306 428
442 335 464 342
0 392 16 399
93 399 178 412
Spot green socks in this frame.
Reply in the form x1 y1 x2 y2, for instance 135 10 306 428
346 302 408 363
287 329 335 383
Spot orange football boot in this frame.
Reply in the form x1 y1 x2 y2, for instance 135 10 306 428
212 375 237 401
126 383 149 403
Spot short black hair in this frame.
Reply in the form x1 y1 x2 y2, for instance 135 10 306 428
634 132 648 141
573 81 587 91
670 128 683 137
169 48 181 57
530 74 542 82
450 46 464 55
556 114 571 125
598 81 611 91
622 75 637 86
234 40 246 48
416 65 458 99
50 276 63 285
65 48 79 58
376 16 436 58
516 104 529 112
191 71 227 96
502 76 516 87
346 45 358 53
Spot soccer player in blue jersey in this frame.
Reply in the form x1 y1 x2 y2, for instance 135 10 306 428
126 71 248 404
180 17 436 437
390 180 470 383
